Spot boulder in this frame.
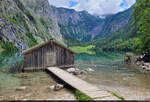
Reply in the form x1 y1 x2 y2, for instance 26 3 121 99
75 68 80 71
49 85 55 90
67 67 89 75
124 53 136 64
66 68 76 73
142 66 147 70
80 70 87 74
16 86 26 91
144 63 150 67
49 84 64 91
136 62 141 66
73 70 81 75
86 68 95 72
54 84 64 91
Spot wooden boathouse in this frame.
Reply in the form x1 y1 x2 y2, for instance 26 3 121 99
22 39 76 71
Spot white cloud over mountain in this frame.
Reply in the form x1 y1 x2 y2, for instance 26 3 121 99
48 0 136 15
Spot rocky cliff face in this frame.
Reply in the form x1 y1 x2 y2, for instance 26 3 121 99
94 8 134 39
52 6 133 42
0 0 63 51
51 6 104 42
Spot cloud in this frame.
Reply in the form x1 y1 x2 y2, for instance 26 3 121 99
48 0 136 15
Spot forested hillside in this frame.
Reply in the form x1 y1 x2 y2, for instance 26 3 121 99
89 0 150 54
133 0 150 53
90 14 139 53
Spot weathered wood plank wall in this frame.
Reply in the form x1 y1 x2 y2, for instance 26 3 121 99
23 42 75 71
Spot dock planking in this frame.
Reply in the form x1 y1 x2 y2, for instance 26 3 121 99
47 67 120 100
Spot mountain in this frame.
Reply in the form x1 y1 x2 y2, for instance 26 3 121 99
51 6 104 42
51 6 134 43
89 12 139 53
0 0 64 52
94 8 134 39
0 0 135 54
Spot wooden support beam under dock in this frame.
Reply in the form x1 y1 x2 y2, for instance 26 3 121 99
47 67 121 100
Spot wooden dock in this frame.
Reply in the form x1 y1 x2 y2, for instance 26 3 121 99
47 67 120 100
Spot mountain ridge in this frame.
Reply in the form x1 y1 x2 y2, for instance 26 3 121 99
0 0 135 54
51 5 134 43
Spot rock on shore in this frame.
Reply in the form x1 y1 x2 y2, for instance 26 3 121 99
49 84 64 91
66 67 94 75
125 53 150 71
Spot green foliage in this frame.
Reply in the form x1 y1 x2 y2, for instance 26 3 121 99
134 0 150 52
75 90 93 101
40 17 49 29
92 37 140 54
0 53 24 73
0 40 18 55
70 45 95 54
89 15 139 54
23 22 30 31
10 15 20 25
25 10 37 24
26 32 38 47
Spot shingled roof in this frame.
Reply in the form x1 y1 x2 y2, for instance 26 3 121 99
22 39 76 55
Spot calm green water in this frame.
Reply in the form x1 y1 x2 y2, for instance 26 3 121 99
1 53 150 100
75 53 150 100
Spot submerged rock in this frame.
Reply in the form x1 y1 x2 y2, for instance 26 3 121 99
80 70 88 74
67 67 94 75
67 68 83 75
55 84 64 91
85 68 95 72
67 68 76 73
49 84 64 91
16 86 26 91
14 73 28 78
49 85 55 90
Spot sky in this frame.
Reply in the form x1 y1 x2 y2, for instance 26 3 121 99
48 0 136 16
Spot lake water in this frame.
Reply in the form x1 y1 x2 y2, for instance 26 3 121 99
0 53 150 100
75 53 150 100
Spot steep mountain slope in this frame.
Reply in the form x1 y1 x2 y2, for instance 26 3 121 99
0 0 63 52
94 8 134 39
90 15 139 53
52 6 133 43
51 6 104 42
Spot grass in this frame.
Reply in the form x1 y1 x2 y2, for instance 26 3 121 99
108 91 125 100
70 45 95 54
75 90 94 101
